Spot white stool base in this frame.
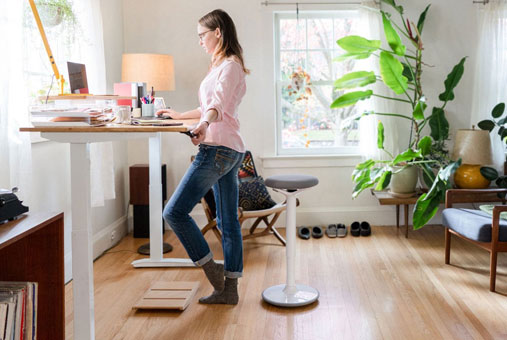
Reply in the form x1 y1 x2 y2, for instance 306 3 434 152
262 284 319 307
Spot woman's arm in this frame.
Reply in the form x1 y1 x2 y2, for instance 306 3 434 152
190 109 218 145
156 107 201 119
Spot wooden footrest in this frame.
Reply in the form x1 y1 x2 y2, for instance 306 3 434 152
133 281 200 311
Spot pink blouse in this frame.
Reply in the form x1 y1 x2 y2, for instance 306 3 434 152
198 59 246 153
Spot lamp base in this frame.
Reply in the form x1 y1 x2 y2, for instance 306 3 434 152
454 164 490 189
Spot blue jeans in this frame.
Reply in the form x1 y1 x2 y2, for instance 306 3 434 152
163 144 245 278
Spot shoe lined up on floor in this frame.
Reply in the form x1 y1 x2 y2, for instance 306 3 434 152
351 221 371 237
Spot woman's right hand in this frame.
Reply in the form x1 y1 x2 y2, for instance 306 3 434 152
156 109 181 119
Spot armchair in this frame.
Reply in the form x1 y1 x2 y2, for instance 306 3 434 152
442 188 507 292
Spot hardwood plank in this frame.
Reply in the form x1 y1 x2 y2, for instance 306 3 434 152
65 225 507 340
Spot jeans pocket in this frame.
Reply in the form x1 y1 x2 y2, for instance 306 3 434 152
215 148 238 175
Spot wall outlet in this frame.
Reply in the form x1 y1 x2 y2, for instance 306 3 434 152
110 230 116 243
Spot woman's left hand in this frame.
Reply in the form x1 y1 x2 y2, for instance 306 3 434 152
190 121 208 145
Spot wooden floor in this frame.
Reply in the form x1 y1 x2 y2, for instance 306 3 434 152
65 226 507 340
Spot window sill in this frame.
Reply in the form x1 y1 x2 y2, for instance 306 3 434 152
260 154 362 168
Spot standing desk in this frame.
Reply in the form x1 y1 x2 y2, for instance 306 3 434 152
21 121 199 340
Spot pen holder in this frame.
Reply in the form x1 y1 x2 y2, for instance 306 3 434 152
142 103 154 117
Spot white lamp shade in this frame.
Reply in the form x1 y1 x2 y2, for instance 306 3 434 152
452 129 493 165
121 53 175 92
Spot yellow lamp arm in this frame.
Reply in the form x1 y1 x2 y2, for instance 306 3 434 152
28 0 65 95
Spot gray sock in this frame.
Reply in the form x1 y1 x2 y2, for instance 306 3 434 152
201 259 224 292
198 277 238 305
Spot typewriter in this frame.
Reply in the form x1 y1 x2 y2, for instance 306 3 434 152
0 188 29 224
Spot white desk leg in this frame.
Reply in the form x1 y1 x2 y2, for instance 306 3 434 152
132 133 195 267
70 143 95 340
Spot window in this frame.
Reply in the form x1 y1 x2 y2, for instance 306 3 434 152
22 0 84 104
275 11 362 155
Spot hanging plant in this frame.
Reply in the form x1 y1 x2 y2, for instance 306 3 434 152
287 67 313 147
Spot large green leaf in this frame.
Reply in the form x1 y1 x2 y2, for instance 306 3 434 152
379 51 408 95
330 90 373 109
377 121 385 149
337 35 381 53
420 163 436 187
418 136 432 155
402 63 414 82
392 149 421 165
477 119 495 132
492 102 506 118
382 11 406 56
480 166 499 181
352 177 375 198
413 97 427 120
375 170 392 190
413 192 441 229
416 5 431 36
334 71 376 89
429 107 449 141
438 159 461 181
333 52 372 62
438 57 467 103
381 0 404 14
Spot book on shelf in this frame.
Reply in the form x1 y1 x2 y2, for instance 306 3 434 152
0 282 38 340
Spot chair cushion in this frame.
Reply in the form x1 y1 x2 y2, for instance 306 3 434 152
442 208 507 242
265 174 319 190
239 176 277 211
238 151 257 182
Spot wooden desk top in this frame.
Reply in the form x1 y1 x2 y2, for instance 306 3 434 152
20 119 199 133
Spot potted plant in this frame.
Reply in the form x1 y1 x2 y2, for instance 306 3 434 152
478 102 507 196
331 0 465 229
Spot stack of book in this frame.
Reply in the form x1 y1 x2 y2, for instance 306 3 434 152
30 107 113 127
0 282 38 340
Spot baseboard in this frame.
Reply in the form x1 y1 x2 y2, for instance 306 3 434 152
64 215 128 283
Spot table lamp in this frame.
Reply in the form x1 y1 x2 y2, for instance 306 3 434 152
452 128 493 189
121 53 175 115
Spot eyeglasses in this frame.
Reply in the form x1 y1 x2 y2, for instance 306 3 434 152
198 30 213 41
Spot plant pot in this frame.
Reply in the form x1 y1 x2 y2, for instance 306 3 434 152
38 4 63 27
390 165 418 196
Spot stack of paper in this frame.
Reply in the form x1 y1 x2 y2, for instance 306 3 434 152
30 107 113 127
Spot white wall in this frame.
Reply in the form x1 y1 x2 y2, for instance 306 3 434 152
121 0 481 227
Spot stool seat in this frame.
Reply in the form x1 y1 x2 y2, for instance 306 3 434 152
265 174 319 190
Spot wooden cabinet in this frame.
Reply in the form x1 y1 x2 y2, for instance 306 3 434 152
0 212 64 340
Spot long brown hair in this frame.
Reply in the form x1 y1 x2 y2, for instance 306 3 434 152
199 9 250 74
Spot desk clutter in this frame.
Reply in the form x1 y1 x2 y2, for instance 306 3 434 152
29 95 137 127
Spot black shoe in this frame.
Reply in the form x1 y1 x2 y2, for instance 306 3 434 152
312 226 323 238
350 221 360 237
360 221 371 236
298 226 311 240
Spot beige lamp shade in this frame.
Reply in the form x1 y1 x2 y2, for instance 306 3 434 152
452 129 493 165
121 53 175 92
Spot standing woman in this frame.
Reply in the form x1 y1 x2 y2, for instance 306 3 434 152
156 9 249 305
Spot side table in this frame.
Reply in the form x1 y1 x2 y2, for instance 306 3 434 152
371 190 420 238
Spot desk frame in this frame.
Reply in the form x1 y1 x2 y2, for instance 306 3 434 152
22 123 198 340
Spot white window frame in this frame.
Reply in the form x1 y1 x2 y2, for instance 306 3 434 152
274 10 361 156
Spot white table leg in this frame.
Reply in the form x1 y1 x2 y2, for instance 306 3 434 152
131 133 195 268
70 143 95 340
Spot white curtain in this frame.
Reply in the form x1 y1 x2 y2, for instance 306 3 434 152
0 0 114 207
357 1 398 161
74 0 116 207
470 0 507 173
0 0 33 203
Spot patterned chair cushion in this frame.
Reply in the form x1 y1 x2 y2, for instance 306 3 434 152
442 208 507 242
239 176 277 211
